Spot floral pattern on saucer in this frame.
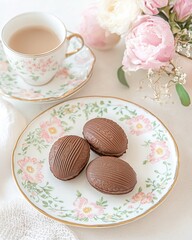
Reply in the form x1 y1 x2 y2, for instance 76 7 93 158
0 33 95 102
13 97 179 227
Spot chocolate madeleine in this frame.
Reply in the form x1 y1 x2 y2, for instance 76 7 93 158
83 118 128 157
49 135 90 180
86 156 137 195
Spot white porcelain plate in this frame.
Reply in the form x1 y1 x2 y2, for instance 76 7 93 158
0 33 95 102
12 96 179 227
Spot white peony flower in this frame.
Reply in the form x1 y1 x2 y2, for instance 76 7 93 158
97 0 142 35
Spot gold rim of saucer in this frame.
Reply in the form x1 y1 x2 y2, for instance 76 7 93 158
12 95 180 228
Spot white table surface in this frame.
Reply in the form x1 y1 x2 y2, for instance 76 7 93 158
0 1 192 239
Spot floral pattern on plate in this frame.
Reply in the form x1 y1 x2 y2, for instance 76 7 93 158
0 33 95 102
13 97 179 227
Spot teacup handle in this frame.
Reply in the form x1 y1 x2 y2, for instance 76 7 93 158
66 33 84 57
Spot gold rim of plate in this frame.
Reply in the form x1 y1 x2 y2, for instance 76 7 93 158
12 96 180 228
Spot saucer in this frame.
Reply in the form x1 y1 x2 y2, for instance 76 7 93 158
12 96 179 227
0 32 95 103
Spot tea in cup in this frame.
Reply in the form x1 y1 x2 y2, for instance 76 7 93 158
1 12 84 86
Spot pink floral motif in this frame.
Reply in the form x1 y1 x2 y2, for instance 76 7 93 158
40 117 64 143
27 58 57 73
132 191 154 204
19 89 42 99
73 197 104 219
131 192 145 202
141 192 154 204
140 0 168 15
18 157 44 183
148 141 170 163
10 56 58 78
0 61 9 72
127 115 153 135
55 68 69 78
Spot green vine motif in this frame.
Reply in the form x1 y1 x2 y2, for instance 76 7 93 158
149 120 168 141
145 162 172 194
1 72 17 86
50 103 82 124
83 100 109 119
97 206 131 223
21 180 65 211
51 101 112 122
40 83 74 97
18 128 49 156
96 196 108 208
113 105 137 121
142 140 152 147
152 128 168 141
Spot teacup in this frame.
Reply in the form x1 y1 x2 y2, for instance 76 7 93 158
1 12 84 86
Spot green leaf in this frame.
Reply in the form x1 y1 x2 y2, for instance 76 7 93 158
143 160 148 165
117 66 129 88
176 83 191 106
169 11 176 22
17 169 22 174
158 9 169 22
76 190 82 198
42 201 48 207
170 22 181 34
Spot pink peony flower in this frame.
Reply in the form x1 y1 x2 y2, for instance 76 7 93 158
127 115 153 136
122 15 175 71
78 3 120 50
174 0 192 21
148 141 170 163
139 0 168 15
40 117 64 143
73 197 104 219
18 157 44 183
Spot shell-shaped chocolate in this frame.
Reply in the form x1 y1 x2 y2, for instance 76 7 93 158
86 156 137 195
49 135 90 180
83 118 128 157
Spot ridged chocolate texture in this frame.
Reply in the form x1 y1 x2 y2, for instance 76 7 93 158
86 156 137 195
83 118 128 157
49 135 90 180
